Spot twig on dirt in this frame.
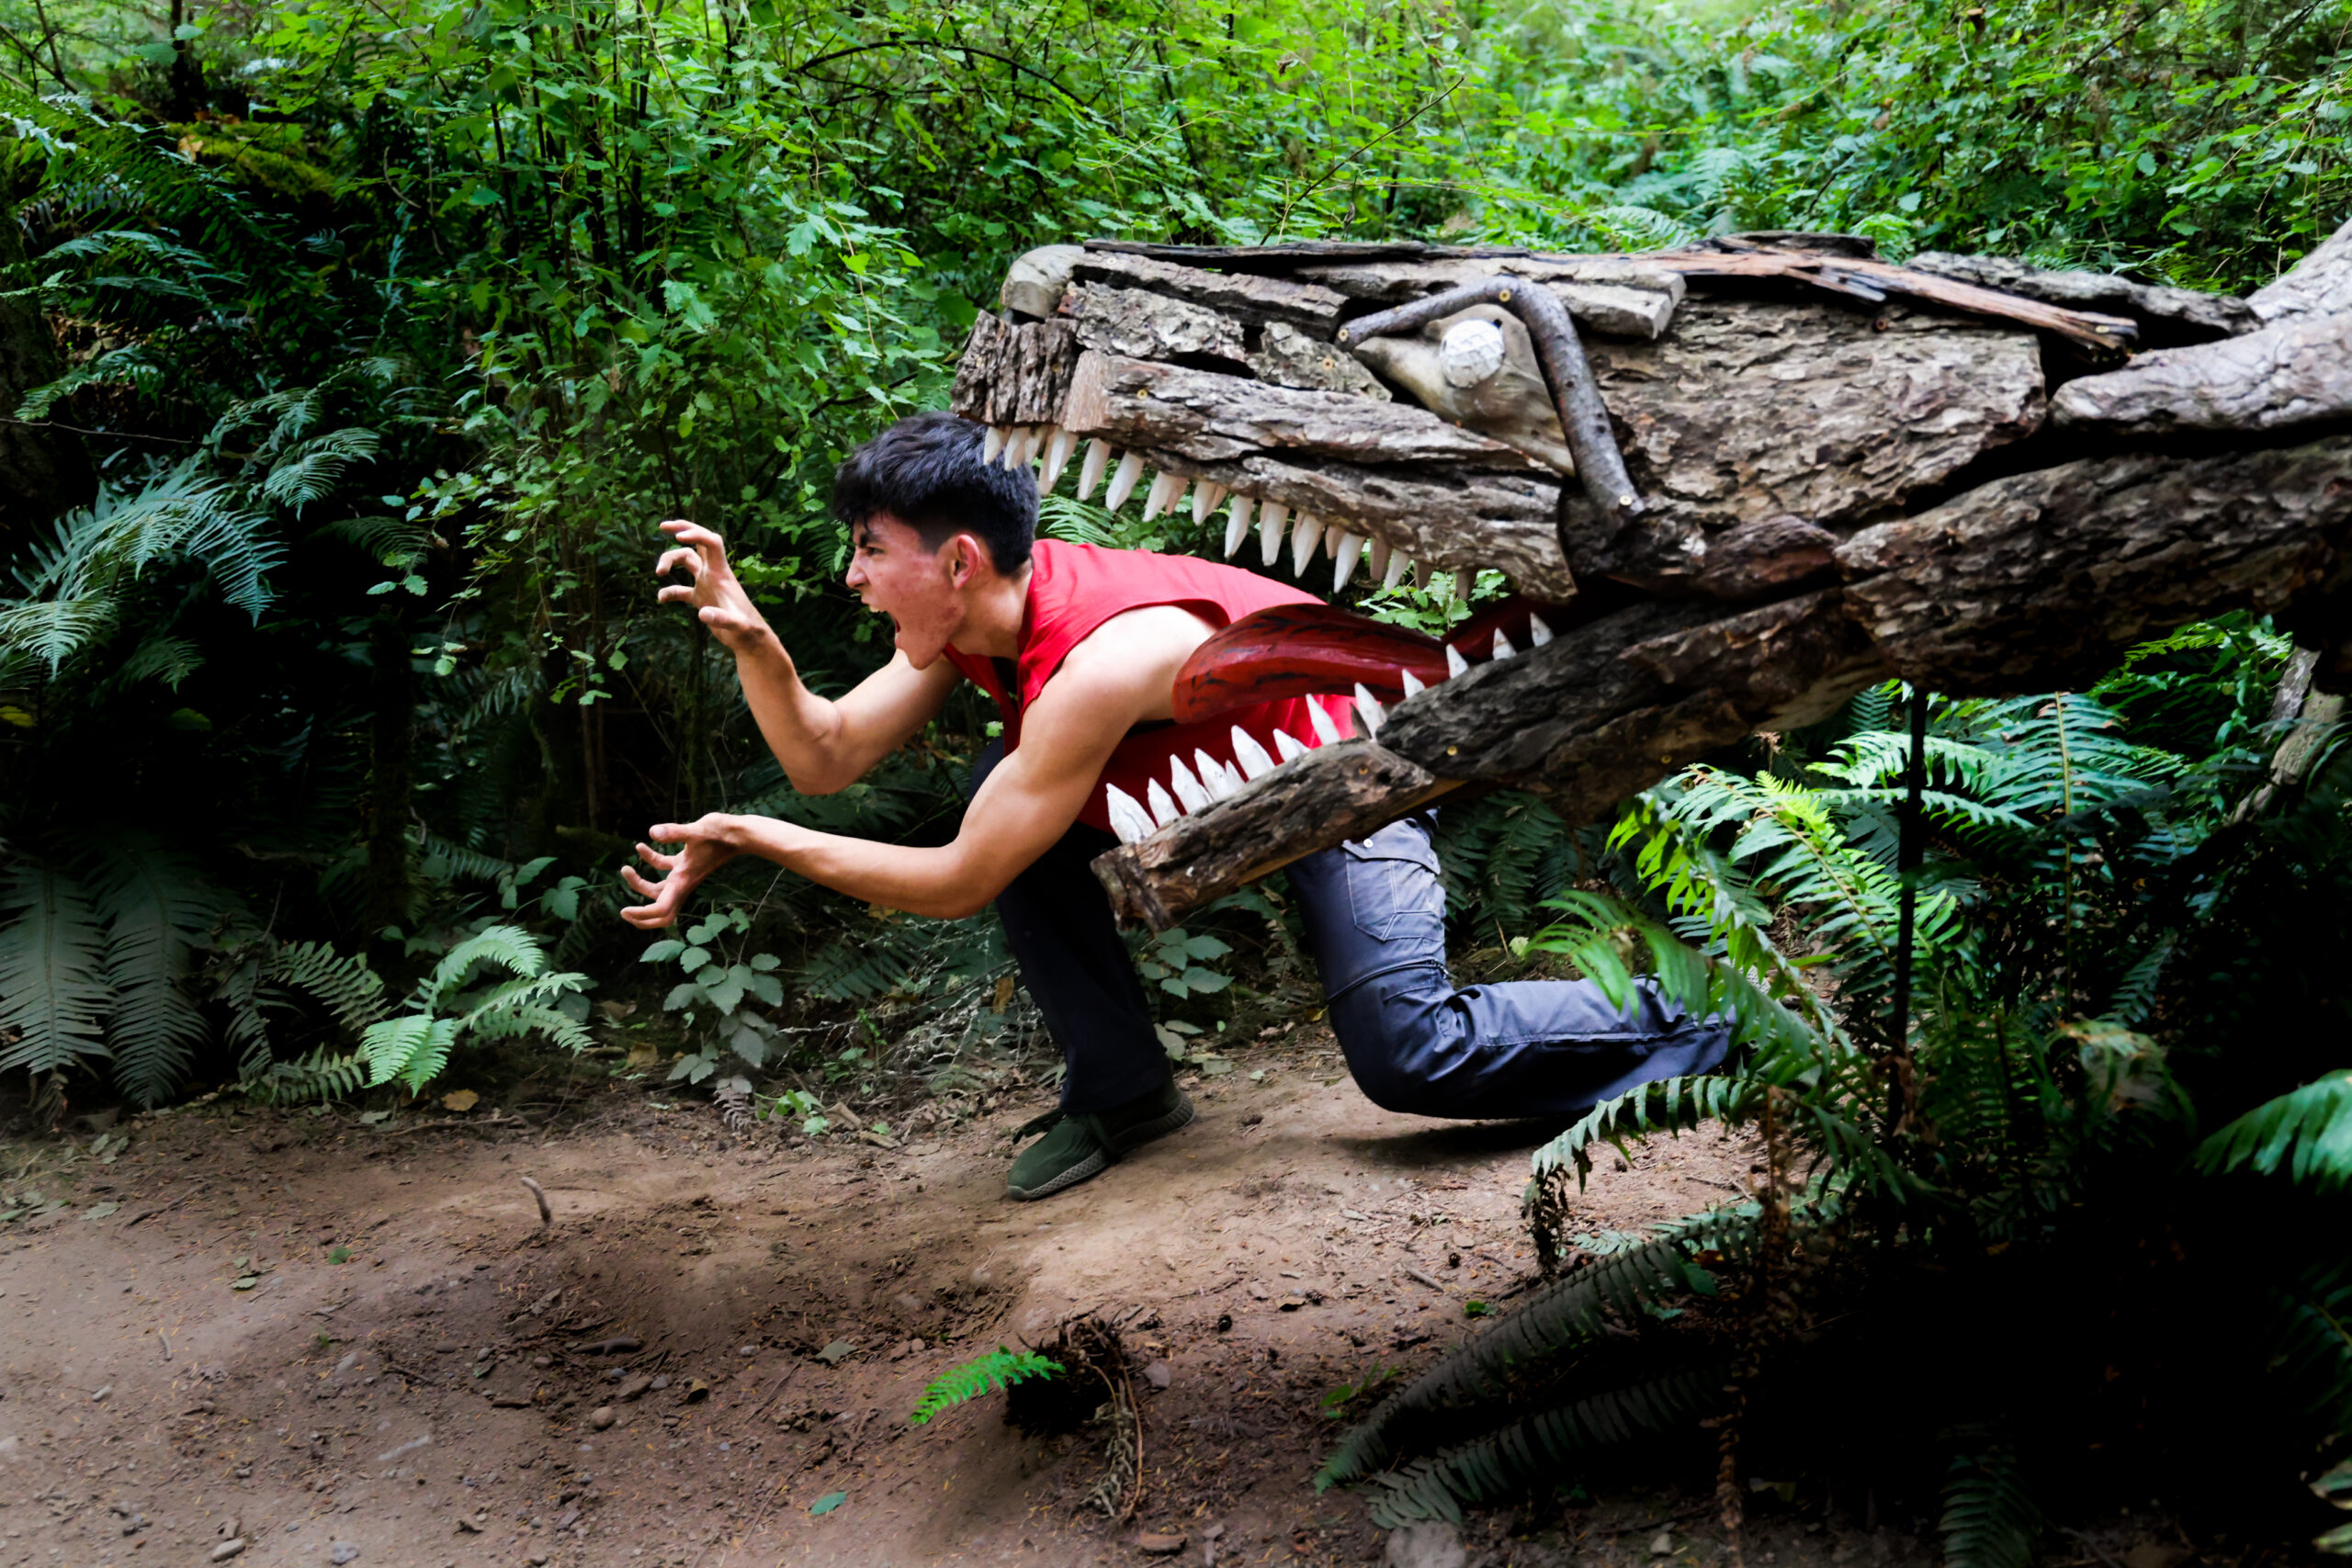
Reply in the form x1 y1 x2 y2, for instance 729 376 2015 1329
156 1330 171 1362
751 1362 800 1417
2059 1528 2131 1568
519 1177 551 1227
1402 1266 1447 1292
124 1186 203 1227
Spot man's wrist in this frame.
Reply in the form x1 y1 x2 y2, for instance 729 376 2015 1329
732 624 789 669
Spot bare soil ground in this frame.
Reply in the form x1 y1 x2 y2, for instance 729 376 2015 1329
0 1028 2169 1568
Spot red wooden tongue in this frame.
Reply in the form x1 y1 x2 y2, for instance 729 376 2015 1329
1171 597 1556 724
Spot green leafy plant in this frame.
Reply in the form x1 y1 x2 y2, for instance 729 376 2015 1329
909 1348 1064 1426
641 904 787 1082
356 925 590 1094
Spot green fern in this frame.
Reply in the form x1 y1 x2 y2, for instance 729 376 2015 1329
2271 1259 2352 1429
1361 1363 1727 1528
241 1046 372 1107
89 840 232 1108
910 1348 1064 1425
0 862 113 1078
1939 1436 2042 1568
267 941 388 1033
2197 1070 2352 1192
1318 1206 1756 1490
356 925 590 1094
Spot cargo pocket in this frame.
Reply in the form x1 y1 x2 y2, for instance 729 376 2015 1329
1342 822 1445 942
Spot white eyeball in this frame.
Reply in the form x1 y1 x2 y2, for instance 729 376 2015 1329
1439 318 1508 389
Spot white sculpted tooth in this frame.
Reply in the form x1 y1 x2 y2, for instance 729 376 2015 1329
1104 784 1156 845
1040 425 1076 491
1168 755 1212 815
1104 451 1146 511
1077 439 1112 501
1146 777 1182 829
1231 727 1276 781
1528 613 1554 648
1001 424 1034 468
1273 728 1308 763
1307 699 1342 747
1444 644 1470 680
1258 501 1290 567
1290 512 1325 576
1331 532 1364 592
983 423 1010 464
1400 667 1426 701
1143 470 1191 523
1353 682 1385 736
1192 482 1227 525
1367 536 1392 585
1222 758 1249 796
1194 749 1238 802
1491 628 1517 660
1222 495 1256 558
1414 558 1433 592
1384 550 1413 592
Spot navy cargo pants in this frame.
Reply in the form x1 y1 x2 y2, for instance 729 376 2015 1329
978 743 1730 1118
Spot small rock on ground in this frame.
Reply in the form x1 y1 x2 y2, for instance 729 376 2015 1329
211 1541 248 1563
330 1543 360 1564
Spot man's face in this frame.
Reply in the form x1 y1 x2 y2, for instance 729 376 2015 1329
844 513 975 668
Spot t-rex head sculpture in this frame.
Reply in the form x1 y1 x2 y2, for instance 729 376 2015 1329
948 226 2352 929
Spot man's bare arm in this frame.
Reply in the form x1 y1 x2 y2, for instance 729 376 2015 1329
621 605 1213 925
655 520 955 793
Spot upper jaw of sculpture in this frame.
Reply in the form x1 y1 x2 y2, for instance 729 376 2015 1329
950 230 2352 928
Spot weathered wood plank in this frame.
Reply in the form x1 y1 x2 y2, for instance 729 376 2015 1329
1837 437 2352 693
1557 299 2047 595
1908 251 2253 345
2250 215 2352 325
1301 259 1686 340
1090 739 1455 931
1069 250 1352 332
1065 285 1250 367
948 314 1081 426
2051 312 2352 434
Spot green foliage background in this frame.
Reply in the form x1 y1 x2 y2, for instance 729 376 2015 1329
0 0 2346 1095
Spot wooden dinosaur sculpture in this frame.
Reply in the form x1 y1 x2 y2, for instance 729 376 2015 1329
949 223 2352 931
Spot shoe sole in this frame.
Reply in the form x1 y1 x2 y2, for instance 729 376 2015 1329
1006 1092 1196 1201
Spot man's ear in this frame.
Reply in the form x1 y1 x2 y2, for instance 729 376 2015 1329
944 532 992 587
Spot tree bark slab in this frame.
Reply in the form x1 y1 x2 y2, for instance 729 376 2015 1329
1090 739 1454 931
1908 251 2253 345
2052 312 2352 434
1837 437 2352 693
2250 216 2352 325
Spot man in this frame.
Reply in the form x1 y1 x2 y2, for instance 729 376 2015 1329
623 412 1727 1200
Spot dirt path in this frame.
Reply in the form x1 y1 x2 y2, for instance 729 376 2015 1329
0 1032 1856 1568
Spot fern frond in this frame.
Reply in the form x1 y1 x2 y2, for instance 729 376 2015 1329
1939 1437 2042 1568
240 1045 371 1106
0 862 113 1077
1360 1362 1726 1528
359 1013 459 1092
1317 1208 1755 1489
266 940 388 1032
2271 1258 2352 1428
909 1348 1064 1425
90 840 232 1108
417 923 548 1010
2196 1070 2352 1191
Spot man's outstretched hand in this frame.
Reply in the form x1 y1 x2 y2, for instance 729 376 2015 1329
620 816 745 929
655 520 776 659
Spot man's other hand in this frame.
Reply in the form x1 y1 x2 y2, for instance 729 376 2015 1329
655 520 775 658
619 816 745 929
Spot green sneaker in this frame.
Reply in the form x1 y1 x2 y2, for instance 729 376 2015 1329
1006 1078 1195 1201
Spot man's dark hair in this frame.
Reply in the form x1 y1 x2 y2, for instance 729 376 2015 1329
831 412 1037 573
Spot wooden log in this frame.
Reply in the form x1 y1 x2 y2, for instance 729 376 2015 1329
2051 312 2352 434
1906 251 2253 345
948 315 1082 426
1556 299 2046 596
1303 258 1685 340
2249 215 2352 325
1065 284 1250 367
1069 250 1351 333
1001 244 1086 319
1058 350 1544 472
1090 739 1455 931
1837 437 2352 694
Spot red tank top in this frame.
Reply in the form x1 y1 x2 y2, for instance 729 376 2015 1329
944 539 1359 833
